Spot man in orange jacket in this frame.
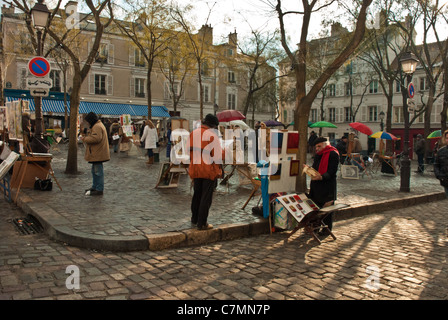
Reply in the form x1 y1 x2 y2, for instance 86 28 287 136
188 114 224 230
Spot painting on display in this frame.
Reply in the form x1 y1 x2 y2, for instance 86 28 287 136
0 151 20 180
341 165 359 179
15 101 23 141
276 193 319 223
6 102 15 139
122 125 133 137
0 107 6 132
21 100 30 114
287 132 299 153
156 162 181 188
120 114 132 126
6 101 23 140
289 160 300 176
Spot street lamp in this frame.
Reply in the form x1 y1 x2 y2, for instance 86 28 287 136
30 0 50 139
399 52 419 192
379 111 385 131
31 0 50 29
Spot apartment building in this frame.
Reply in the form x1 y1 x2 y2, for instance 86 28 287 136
0 3 275 130
278 23 445 158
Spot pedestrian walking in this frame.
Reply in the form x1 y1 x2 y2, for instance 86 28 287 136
110 120 121 153
166 122 172 160
104 119 112 146
140 120 158 165
188 114 224 230
434 129 448 198
415 134 426 173
307 137 340 235
336 136 348 164
80 112 110 196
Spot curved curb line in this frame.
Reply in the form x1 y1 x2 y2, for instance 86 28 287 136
16 193 149 252
13 189 446 252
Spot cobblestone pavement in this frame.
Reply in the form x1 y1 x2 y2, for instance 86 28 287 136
1 195 447 300
11 143 445 237
2 143 447 301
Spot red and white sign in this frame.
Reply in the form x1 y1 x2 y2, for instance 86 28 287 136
408 82 415 99
28 57 51 77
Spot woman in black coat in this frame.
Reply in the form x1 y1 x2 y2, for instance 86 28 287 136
308 137 340 233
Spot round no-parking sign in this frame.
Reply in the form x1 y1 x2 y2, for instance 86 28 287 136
28 57 51 77
408 82 415 99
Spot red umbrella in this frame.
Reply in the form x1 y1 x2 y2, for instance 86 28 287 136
216 110 246 122
349 122 373 136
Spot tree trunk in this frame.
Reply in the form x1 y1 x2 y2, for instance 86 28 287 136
146 65 152 120
442 75 448 133
294 103 311 193
65 74 81 174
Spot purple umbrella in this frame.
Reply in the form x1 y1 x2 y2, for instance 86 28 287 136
263 120 284 127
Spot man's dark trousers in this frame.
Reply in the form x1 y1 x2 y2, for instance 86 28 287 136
191 178 215 227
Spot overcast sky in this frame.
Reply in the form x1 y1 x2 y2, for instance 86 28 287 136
1 0 440 47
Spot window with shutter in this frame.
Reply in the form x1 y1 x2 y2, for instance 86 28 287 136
94 74 107 95
134 78 145 98
107 75 113 95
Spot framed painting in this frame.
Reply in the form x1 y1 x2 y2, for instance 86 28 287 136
289 160 300 176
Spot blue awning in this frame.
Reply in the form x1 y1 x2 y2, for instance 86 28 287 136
5 97 170 118
6 97 68 114
129 104 170 118
79 101 134 116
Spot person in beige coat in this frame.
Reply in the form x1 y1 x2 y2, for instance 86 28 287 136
80 112 110 196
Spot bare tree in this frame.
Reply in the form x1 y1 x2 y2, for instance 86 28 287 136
170 2 215 121
238 28 285 118
114 0 176 120
158 34 196 114
273 0 373 192
425 0 448 133
44 0 114 174
392 0 447 151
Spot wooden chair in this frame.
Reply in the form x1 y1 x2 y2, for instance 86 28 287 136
241 176 261 210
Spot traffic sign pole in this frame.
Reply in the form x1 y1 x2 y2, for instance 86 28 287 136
28 56 51 140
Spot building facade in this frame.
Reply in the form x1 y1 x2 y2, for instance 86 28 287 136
0 3 276 130
278 23 445 159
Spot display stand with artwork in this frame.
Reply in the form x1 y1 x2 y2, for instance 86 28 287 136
266 130 299 194
10 152 62 202
155 162 188 188
155 118 189 189
259 130 349 243
2 100 62 203
0 151 19 203
254 130 301 231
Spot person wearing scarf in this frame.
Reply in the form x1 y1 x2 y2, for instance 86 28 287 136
308 137 340 234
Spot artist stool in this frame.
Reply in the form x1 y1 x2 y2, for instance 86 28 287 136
285 203 348 245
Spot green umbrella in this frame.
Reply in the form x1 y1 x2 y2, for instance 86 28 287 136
309 121 337 128
427 130 442 139
287 121 314 127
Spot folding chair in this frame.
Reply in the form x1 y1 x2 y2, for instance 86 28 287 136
284 202 349 245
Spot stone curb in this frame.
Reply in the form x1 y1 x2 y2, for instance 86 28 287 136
12 189 446 252
334 191 446 222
